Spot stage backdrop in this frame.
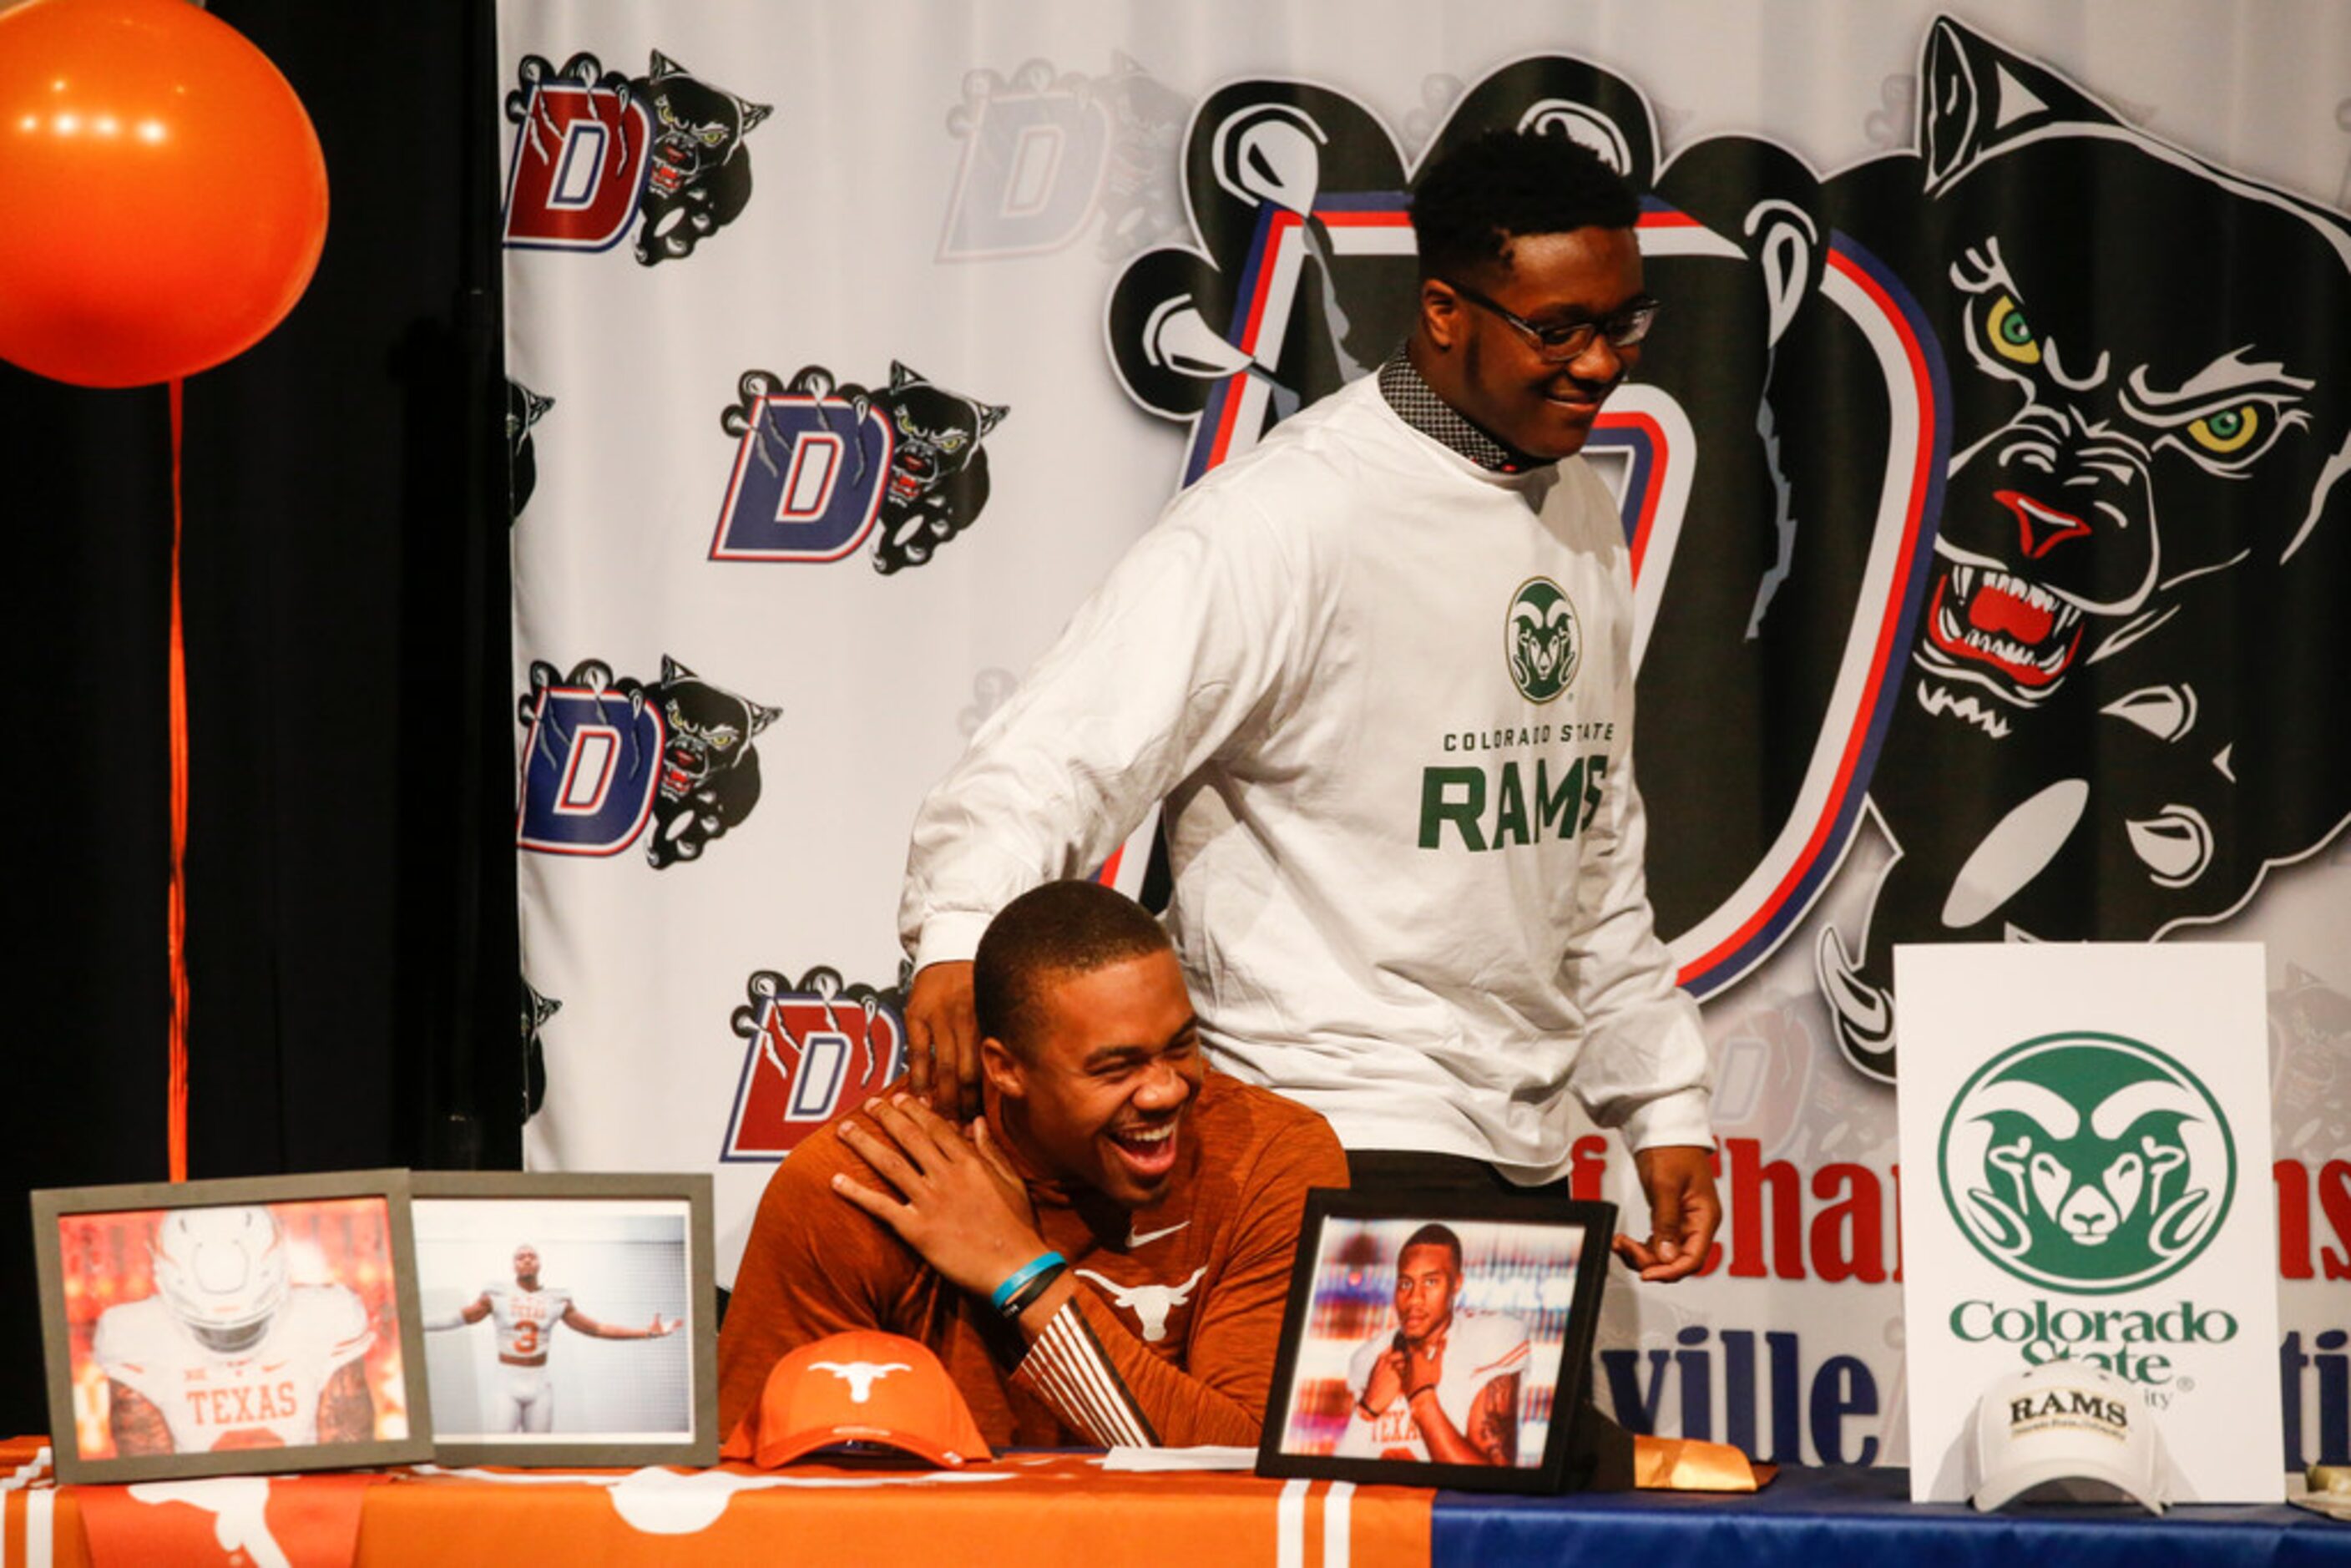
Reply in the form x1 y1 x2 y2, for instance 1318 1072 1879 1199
498 1 2351 1469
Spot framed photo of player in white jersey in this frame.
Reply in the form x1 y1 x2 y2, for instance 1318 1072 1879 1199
1256 1187 1615 1495
31 1169 433 1484
410 1171 715 1467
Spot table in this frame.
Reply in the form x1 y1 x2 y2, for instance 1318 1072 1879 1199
4 1442 2344 1568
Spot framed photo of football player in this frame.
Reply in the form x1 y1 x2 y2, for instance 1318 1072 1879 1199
1256 1187 1615 1495
32 1169 432 1484
410 1171 715 1467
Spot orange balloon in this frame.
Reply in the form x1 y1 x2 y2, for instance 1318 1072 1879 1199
0 0 329 387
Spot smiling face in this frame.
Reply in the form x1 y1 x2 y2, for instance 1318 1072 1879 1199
983 948 1204 1211
1415 225 1646 462
1393 1242 1461 1345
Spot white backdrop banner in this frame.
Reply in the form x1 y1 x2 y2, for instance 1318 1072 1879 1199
498 0 2351 1469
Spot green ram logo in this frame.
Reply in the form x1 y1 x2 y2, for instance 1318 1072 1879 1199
1506 577 1580 704
1939 1033 2234 1294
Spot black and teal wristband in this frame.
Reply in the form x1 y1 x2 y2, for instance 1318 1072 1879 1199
991 1251 1067 1318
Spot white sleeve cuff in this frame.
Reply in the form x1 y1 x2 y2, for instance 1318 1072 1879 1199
911 911 993 973
1617 1088 1716 1153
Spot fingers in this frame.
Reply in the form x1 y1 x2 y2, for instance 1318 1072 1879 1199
907 1016 933 1101
905 962 978 1116
837 1115 927 1197
829 1170 908 1232
870 1092 961 1166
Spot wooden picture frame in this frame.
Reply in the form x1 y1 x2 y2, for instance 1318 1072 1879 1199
1256 1186 1615 1495
409 1171 716 1467
32 1169 432 1484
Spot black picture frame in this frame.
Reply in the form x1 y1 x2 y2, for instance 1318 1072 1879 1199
1255 1186 1616 1495
31 1169 433 1484
409 1171 716 1468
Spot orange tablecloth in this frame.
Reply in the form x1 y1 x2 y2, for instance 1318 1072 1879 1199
2 1440 1431 1568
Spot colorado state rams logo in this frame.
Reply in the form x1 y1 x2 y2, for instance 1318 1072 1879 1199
1939 1033 2234 1294
502 50 771 266
724 968 907 1161
1506 579 1580 704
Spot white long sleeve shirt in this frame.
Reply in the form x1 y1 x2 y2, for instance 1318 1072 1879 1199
901 368 1711 1181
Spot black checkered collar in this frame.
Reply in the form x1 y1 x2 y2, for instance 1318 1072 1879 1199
1377 347 1550 475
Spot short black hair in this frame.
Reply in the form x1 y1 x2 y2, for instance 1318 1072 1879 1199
1409 129 1640 284
1398 1223 1464 1273
974 881 1174 1058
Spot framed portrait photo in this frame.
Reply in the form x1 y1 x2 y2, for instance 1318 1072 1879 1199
1256 1187 1615 1495
32 1169 432 1484
410 1171 715 1467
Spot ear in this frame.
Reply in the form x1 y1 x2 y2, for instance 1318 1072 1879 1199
889 361 921 392
660 654 693 683
1919 17 2116 197
738 99 774 134
979 1036 1026 1102
747 701 781 737
1418 277 1467 352
647 49 681 82
973 400 1009 438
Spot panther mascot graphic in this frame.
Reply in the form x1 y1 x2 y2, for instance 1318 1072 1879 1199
1104 20 2351 1084
867 363 1009 574
506 379 552 518
631 52 772 266
500 51 769 266
1795 24 2351 1079
644 656 780 867
723 363 1009 574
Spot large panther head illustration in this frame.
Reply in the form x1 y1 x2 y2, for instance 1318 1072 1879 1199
1905 27 2351 714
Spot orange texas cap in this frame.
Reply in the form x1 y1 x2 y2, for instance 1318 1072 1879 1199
722 1331 993 1469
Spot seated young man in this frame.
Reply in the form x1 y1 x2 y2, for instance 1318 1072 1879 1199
717 881 1348 1448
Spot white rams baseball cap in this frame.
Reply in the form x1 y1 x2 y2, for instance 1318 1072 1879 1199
1969 1360 2173 1515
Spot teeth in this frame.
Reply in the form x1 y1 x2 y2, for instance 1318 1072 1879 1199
1952 564 1977 597
1118 1125 1174 1145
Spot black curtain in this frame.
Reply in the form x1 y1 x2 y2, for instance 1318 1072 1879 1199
0 0 515 1436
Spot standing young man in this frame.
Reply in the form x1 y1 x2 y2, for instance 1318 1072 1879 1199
899 130 1717 1276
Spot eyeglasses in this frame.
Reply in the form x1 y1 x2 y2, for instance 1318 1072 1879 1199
1443 280 1661 362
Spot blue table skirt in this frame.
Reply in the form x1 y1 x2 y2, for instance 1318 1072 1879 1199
1431 1465 2349 1568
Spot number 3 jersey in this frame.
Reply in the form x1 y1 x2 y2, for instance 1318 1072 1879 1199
94 1286 372 1451
483 1285 574 1359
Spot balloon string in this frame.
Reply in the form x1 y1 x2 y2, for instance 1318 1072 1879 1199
168 377 190 1184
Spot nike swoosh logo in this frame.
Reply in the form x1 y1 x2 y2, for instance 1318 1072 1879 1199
1125 1221 1190 1248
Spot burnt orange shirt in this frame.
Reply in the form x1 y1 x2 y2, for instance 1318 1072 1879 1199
718 1072 1347 1447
